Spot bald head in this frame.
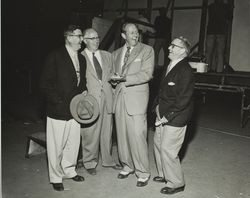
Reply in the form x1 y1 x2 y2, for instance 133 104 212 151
83 28 97 38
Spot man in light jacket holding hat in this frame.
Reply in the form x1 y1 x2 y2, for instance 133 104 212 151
40 25 87 191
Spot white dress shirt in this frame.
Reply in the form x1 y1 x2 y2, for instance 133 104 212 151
84 48 103 71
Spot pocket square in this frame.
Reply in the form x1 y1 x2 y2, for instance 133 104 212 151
168 82 175 86
134 58 141 62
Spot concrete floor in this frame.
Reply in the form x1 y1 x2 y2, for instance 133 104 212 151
2 92 250 198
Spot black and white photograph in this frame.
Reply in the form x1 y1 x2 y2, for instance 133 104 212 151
1 0 250 197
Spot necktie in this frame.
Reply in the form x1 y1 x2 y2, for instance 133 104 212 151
122 46 131 73
93 53 102 80
73 53 80 85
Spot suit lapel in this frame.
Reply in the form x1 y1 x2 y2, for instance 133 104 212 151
160 59 187 86
115 48 123 75
121 43 142 75
62 47 78 84
126 43 142 65
99 51 109 81
83 50 100 80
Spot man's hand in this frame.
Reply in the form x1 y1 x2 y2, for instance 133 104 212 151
155 105 168 127
109 73 126 86
160 116 168 125
155 117 162 127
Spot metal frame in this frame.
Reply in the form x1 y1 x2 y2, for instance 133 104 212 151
195 72 250 128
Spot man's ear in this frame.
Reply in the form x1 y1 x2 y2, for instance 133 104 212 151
65 36 71 43
181 48 187 56
121 32 126 40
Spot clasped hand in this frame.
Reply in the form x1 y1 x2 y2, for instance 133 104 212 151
155 116 168 127
155 105 168 127
109 73 126 86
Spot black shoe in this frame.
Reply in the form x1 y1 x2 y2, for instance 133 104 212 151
153 176 166 183
160 186 185 194
136 178 149 187
86 168 97 175
52 183 64 191
103 164 123 170
117 171 134 179
71 175 85 182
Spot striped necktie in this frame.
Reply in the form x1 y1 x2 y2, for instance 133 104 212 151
122 46 131 73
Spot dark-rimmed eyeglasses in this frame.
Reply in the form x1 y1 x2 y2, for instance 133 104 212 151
169 43 184 49
84 37 100 40
68 34 83 39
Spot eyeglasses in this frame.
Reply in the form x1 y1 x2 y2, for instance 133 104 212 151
68 34 83 39
169 43 184 49
84 37 100 40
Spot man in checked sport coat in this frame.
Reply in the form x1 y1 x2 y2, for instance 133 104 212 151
80 28 121 176
40 25 87 191
153 36 194 195
110 23 154 187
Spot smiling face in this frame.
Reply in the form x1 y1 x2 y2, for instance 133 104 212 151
121 23 139 47
65 29 83 52
168 38 187 61
83 29 100 52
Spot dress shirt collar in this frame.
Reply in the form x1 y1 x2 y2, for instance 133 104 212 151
84 48 100 57
123 44 134 52
84 48 102 68
166 57 184 75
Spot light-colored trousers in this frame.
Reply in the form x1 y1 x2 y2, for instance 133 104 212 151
154 124 186 188
115 93 150 179
46 117 80 183
81 94 116 169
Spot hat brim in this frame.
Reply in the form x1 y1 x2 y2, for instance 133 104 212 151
70 94 99 124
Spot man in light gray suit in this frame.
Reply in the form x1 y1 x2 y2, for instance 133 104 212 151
110 23 154 187
80 28 121 175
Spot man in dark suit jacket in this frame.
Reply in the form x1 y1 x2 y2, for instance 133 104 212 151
153 36 194 195
40 25 87 191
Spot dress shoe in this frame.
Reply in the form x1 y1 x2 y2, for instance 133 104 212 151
136 177 149 187
117 171 134 179
153 176 166 183
86 168 97 175
71 175 85 182
160 185 185 194
103 164 123 170
52 183 64 191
